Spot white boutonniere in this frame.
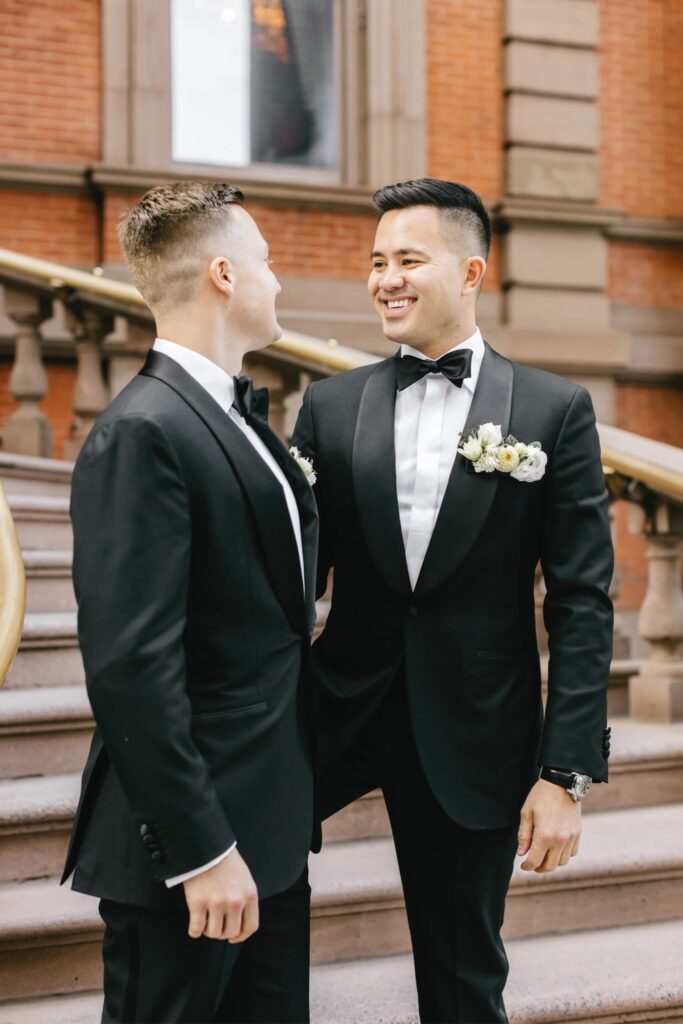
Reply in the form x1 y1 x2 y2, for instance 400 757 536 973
289 446 317 486
457 422 547 482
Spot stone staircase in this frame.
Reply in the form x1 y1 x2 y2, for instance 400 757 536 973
1 453 683 1024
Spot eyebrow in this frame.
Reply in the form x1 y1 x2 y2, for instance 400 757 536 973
370 247 430 260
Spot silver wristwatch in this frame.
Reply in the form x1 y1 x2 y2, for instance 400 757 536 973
540 766 592 801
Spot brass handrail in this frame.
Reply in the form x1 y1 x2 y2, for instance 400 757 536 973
600 447 683 505
2 246 683 501
0 482 26 687
0 246 375 375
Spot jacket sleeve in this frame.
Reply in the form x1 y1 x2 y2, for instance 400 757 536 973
71 413 235 880
292 384 333 599
538 386 614 782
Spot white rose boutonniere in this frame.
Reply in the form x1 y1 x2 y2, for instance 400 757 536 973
289 446 317 486
457 426 547 483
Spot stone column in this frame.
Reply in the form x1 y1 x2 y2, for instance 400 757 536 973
500 0 627 378
0 288 54 458
628 500 683 722
63 308 113 460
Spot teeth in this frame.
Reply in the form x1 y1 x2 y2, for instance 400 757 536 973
386 299 414 309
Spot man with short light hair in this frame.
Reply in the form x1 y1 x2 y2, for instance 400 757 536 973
63 181 319 1022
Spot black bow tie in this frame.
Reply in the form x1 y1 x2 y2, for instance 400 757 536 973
232 375 270 424
395 348 473 392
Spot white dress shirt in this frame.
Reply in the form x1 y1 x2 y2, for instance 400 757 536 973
153 337 305 887
395 328 485 590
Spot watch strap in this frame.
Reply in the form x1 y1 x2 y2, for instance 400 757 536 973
540 766 576 790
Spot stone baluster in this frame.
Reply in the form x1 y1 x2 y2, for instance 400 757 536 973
62 307 113 460
0 287 54 457
104 315 151 399
628 498 683 722
608 498 630 659
243 360 300 441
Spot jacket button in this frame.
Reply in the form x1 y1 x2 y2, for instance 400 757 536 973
139 824 150 837
142 833 156 848
409 605 419 617
150 850 164 864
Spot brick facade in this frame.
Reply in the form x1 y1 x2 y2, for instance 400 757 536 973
0 0 101 165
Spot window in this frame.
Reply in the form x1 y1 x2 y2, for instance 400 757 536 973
170 0 337 171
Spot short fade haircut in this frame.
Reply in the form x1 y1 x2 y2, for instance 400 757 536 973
118 181 245 313
372 178 491 261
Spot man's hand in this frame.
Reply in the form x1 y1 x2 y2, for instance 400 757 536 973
517 779 582 873
184 848 259 942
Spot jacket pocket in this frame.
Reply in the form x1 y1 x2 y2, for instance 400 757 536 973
192 700 268 722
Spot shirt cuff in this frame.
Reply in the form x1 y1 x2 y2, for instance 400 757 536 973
164 841 237 888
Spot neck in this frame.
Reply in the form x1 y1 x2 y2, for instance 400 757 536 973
155 309 247 378
406 323 477 361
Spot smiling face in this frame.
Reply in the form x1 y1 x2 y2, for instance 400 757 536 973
367 205 485 357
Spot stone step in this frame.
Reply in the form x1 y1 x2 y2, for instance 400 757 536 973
6 496 72 551
2 802 683 999
0 776 79 883
22 552 75 614
0 689 92 780
0 453 73 499
4 612 83 689
311 802 683 962
3 919 683 1023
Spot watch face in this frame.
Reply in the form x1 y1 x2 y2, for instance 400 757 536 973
574 775 592 798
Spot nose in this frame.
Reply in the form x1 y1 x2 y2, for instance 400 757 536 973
379 268 406 291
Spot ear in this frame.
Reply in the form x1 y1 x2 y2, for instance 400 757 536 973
208 255 235 297
462 256 486 296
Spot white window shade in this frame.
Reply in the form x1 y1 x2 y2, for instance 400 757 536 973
171 0 337 170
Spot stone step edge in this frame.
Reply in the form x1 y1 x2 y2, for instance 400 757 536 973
20 612 77 647
7 496 70 518
0 453 74 479
22 551 73 574
2 919 683 1024
0 687 91 730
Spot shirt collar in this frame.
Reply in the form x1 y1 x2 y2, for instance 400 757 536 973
399 328 484 394
153 337 235 412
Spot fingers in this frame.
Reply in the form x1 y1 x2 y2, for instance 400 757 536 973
188 903 208 939
520 831 548 872
229 892 259 944
517 810 533 856
205 903 227 940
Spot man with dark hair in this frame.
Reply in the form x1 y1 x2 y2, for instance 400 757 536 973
62 181 319 1022
293 177 613 1022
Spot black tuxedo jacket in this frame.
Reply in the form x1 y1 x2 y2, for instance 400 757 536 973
62 350 320 910
292 342 614 829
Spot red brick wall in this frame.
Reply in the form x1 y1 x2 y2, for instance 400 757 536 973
0 190 99 266
609 242 683 308
0 0 101 165
600 0 683 217
426 0 504 204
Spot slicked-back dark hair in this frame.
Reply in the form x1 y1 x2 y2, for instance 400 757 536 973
372 178 491 260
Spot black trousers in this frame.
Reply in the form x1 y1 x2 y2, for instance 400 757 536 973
99 868 311 1024
319 676 519 1024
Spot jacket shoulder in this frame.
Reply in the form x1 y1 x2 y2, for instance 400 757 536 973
507 358 585 407
307 359 385 401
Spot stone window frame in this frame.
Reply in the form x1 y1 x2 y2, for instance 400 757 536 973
102 0 426 189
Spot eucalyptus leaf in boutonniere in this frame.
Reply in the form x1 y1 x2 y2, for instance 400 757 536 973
289 446 317 486
458 422 547 482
